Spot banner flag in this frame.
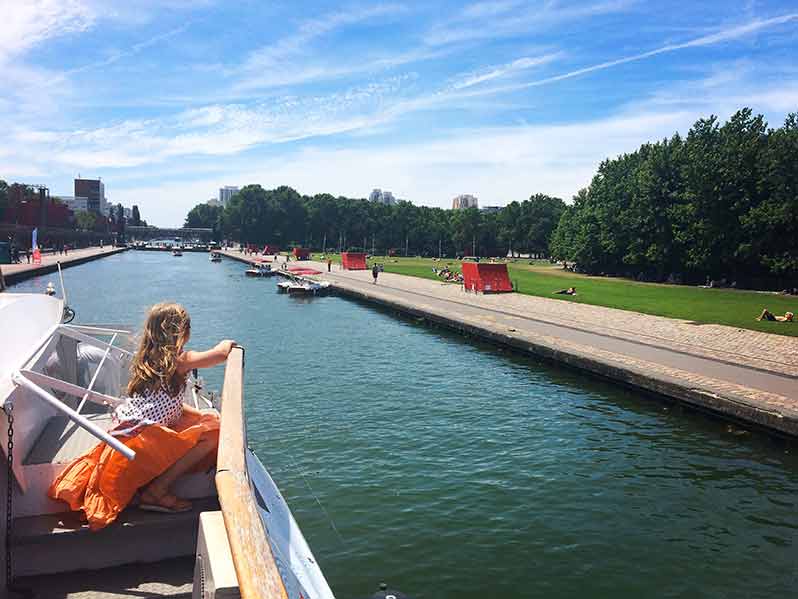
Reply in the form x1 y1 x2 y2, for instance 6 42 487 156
31 228 38 249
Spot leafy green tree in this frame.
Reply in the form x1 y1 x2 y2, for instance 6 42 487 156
185 203 223 229
520 194 566 256
74 210 96 231
0 180 8 222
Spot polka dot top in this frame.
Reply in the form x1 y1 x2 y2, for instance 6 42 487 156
112 379 186 436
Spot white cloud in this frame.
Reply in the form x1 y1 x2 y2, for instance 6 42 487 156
64 23 191 75
463 12 798 97
231 46 446 93
240 4 407 73
0 0 95 63
451 53 562 89
425 0 634 46
461 1 522 19
108 70 798 226
14 77 411 169
107 109 690 226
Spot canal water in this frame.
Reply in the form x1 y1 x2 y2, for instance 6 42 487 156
13 251 798 598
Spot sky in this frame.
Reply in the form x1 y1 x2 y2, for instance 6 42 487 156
2 0 797 226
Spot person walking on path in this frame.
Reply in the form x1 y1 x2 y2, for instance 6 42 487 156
372 264 379 284
327 259 332 272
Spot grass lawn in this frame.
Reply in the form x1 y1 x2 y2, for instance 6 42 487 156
313 253 798 337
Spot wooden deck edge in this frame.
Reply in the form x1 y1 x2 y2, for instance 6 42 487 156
216 347 288 599
332 284 798 439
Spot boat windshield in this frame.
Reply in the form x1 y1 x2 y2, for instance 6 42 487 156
7 324 138 460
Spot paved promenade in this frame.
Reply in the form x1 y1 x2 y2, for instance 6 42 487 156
0 246 127 287
222 250 798 436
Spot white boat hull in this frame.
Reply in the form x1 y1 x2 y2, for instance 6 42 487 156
246 450 335 599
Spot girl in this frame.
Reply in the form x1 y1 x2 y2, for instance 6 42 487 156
50 302 236 530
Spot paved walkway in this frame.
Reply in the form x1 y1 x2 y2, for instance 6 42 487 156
222 251 798 435
1 246 126 287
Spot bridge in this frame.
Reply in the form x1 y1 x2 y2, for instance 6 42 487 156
126 226 214 241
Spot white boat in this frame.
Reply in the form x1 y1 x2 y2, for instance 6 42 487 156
173 248 183 256
246 263 273 277
279 279 331 295
209 252 222 262
0 291 334 598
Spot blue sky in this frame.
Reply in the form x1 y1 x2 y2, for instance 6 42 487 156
2 0 797 226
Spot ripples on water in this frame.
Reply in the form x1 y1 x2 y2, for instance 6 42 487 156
14 252 798 598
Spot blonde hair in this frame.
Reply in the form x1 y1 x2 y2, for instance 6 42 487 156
127 302 191 398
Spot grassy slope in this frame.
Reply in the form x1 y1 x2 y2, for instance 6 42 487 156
312 254 798 337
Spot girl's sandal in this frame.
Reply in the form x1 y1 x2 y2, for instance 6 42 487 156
139 490 192 514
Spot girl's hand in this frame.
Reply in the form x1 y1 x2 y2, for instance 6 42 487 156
217 340 237 356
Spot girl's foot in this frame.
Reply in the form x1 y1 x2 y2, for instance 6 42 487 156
139 489 192 513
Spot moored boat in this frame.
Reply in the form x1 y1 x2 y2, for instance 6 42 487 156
245 263 273 277
173 248 183 256
209 251 222 262
278 279 331 295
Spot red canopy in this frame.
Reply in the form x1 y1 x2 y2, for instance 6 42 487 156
462 262 513 293
292 248 311 260
288 267 322 275
342 252 368 270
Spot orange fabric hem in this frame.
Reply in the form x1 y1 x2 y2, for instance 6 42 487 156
49 410 219 531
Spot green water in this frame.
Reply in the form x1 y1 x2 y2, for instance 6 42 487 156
14 252 798 598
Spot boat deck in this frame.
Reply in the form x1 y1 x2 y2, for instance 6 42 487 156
25 413 114 465
16 556 194 598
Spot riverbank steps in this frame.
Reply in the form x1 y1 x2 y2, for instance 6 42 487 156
221 248 798 438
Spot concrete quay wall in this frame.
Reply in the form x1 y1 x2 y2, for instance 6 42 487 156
2 247 129 287
334 283 796 437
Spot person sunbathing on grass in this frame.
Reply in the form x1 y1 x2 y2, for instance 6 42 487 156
554 287 577 295
756 309 794 322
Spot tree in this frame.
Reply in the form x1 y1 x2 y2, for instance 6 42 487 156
0 180 8 222
74 210 96 231
519 194 566 256
185 203 223 229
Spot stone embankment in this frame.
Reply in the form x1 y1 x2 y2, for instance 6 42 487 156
0 246 128 287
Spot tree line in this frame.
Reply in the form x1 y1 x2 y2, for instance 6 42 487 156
550 109 798 288
185 188 566 258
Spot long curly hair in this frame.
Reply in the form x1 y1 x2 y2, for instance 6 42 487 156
127 302 191 398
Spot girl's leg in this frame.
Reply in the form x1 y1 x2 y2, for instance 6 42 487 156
142 433 216 503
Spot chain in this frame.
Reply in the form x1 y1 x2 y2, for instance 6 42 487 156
5 402 14 590
4 402 32 598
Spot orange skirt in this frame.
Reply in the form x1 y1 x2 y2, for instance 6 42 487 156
49 410 219 531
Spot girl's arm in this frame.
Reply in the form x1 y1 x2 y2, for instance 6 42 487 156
182 403 203 416
177 340 237 373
